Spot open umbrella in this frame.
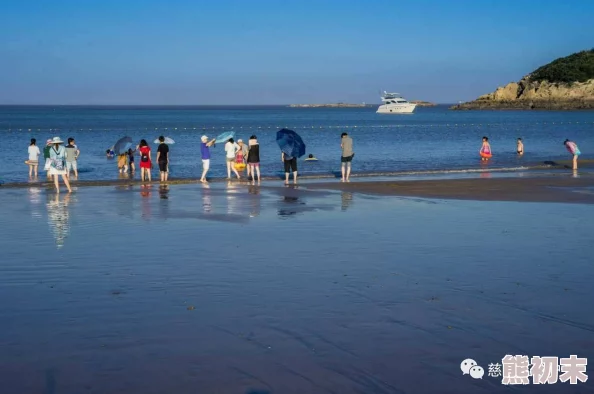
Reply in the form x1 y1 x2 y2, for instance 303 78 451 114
153 137 175 144
113 136 133 155
215 131 235 144
276 128 306 158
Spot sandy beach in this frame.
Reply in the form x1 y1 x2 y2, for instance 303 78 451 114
0 176 593 394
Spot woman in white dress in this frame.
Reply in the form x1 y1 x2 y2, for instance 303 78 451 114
48 137 72 193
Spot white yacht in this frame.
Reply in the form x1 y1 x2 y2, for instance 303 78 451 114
376 91 416 114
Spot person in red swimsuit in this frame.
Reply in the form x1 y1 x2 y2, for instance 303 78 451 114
138 139 152 182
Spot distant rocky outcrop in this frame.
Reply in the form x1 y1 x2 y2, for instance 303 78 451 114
410 100 436 107
451 49 594 110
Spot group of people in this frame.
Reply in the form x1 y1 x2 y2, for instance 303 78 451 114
112 137 170 182
26 131 582 193
26 136 79 193
479 136 581 170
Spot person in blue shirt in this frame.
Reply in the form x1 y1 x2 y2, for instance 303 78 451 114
200 135 216 183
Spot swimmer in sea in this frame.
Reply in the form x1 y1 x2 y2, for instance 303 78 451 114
517 138 524 155
480 136 492 161
305 154 318 161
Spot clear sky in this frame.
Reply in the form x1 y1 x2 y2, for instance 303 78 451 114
1 0 593 105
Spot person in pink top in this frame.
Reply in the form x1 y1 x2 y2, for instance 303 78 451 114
563 139 581 170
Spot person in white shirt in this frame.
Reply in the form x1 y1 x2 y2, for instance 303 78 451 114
224 138 241 179
27 138 41 178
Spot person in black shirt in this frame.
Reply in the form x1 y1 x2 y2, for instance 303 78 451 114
156 136 170 182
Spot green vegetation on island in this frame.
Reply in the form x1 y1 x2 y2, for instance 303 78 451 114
530 49 594 83
452 49 594 110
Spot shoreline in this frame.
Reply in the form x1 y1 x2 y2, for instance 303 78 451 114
2 159 592 189
3 171 594 205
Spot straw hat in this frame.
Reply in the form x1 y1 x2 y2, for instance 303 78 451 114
50 137 64 144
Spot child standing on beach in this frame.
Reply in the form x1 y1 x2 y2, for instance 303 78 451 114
27 138 41 178
117 153 128 174
517 138 524 155
480 136 492 161
127 148 135 172
564 139 581 170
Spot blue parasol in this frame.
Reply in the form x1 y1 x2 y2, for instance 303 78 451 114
276 128 306 158
215 131 235 144
113 136 133 155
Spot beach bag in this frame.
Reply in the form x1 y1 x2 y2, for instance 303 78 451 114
50 147 65 170
51 157 65 171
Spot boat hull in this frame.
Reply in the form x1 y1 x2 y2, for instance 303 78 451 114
376 103 416 114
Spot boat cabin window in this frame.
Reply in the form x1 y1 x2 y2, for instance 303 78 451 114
397 100 407 103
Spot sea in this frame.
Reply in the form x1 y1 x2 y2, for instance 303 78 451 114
1 105 593 183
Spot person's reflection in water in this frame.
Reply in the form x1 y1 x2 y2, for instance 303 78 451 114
247 183 261 217
158 184 170 220
278 196 299 217
202 183 212 213
140 184 152 220
341 191 353 211
480 171 492 179
28 187 43 219
226 181 240 215
46 193 71 249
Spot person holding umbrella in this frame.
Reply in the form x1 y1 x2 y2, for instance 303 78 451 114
277 129 305 185
48 137 72 193
138 139 152 182
200 135 216 183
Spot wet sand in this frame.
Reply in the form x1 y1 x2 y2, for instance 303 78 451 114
309 175 594 204
0 183 593 393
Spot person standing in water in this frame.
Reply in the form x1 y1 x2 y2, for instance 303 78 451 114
200 135 216 183
156 135 170 182
138 139 152 182
127 148 135 173
517 138 524 156
27 138 41 178
480 136 492 161
64 138 79 178
341 132 354 182
564 139 581 170
281 150 297 185
237 139 249 178
247 135 261 183
43 139 53 179
224 138 241 179
48 137 72 193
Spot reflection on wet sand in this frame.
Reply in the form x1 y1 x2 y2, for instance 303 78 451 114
278 195 301 217
247 183 261 217
158 185 169 219
140 184 152 220
226 181 241 215
28 187 43 218
46 193 72 249
202 183 212 213
341 191 353 211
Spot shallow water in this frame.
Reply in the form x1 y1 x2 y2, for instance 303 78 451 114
0 184 592 393
1 105 593 183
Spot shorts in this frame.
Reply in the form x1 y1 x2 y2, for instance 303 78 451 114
284 157 297 173
341 154 354 163
66 161 77 171
27 160 39 166
575 150 581 157
202 159 210 170
158 160 168 172
226 157 235 162
249 162 260 168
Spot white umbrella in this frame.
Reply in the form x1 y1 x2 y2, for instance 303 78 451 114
154 137 175 144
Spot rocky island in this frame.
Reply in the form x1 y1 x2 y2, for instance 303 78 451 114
451 49 594 110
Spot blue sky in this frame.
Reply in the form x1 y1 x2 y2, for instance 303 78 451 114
0 0 592 104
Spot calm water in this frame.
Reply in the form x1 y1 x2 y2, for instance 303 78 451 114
1 105 593 183
0 184 592 393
